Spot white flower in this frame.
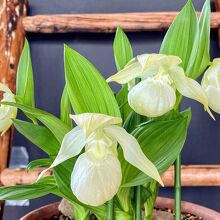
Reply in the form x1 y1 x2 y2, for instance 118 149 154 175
107 54 213 118
38 113 163 206
0 83 17 135
202 58 220 114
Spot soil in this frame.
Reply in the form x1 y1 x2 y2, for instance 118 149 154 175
49 209 203 220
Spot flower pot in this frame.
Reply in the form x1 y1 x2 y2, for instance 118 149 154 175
20 197 220 220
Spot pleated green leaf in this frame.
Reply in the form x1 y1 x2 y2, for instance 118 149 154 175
60 85 72 127
186 0 211 79
27 158 52 171
160 0 198 70
13 119 60 155
116 84 132 121
0 176 59 200
16 39 35 107
64 45 120 117
1 102 70 143
113 26 133 71
120 110 191 187
113 27 133 120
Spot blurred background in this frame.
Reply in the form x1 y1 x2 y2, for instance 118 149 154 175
3 0 220 219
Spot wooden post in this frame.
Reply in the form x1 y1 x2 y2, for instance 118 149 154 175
215 0 220 47
0 0 27 218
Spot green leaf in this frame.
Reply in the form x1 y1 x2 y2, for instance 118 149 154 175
1 102 70 143
116 85 132 121
16 39 35 107
120 110 191 187
13 119 60 155
113 27 133 71
60 85 72 127
160 0 198 70
186 0 211 79
64 45 120 117
0 176 59 200
143 182 159 220
27 158 52 171
113 27 133 120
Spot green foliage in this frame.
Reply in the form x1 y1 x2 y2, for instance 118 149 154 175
113 27 133 71
64 45 120 117
160 0 211 79
13 119 60 155
60 85 72 127
16 40 36 122
120 110 191 187
186 0 211 79
27 158 52 171
113 27 133 120
116 85 132 121
1 102 71 143
0 177 59 200
16 40 35 107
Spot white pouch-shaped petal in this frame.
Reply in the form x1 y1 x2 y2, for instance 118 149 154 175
202 58 220 114
203 86 220 114
104 125 163 186
128 78 176 117
71 152 122 206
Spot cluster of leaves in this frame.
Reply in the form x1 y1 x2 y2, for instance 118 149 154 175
0 0 210 219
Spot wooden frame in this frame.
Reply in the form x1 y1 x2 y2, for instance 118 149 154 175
0 0 220 219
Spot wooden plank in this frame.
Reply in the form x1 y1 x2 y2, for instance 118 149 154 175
0 0 27 218
22 12 220 33
1 165 220 187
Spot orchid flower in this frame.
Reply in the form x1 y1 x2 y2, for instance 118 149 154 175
202 58 220 114
0 83 17 135
107 54 214 118
38 113 163 206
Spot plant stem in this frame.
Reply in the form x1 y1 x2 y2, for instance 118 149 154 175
107 198 114 220
174 154 181 220
135 185 142 220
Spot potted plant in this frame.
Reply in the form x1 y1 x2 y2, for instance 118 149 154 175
0 0 219 219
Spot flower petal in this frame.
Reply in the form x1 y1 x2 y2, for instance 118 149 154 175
0 83 11 93
104 125 164 186
0 85 17 135
137 54 182 71
128 78 176 117
203 86 220 114
37 126 86 180
0 117 13 135
201 58 220 114
169 66 214 119
70 113 122 137
71 152 122 206
202 58 220 89
106 58 142 84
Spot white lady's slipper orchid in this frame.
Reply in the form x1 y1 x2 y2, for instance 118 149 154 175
0 83 17 135
202 58 220 114
107 54 213 118
38 113 163 206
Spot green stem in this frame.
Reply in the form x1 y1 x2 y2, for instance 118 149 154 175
174 154 181 220
135 185 142 220
107 198 114 220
